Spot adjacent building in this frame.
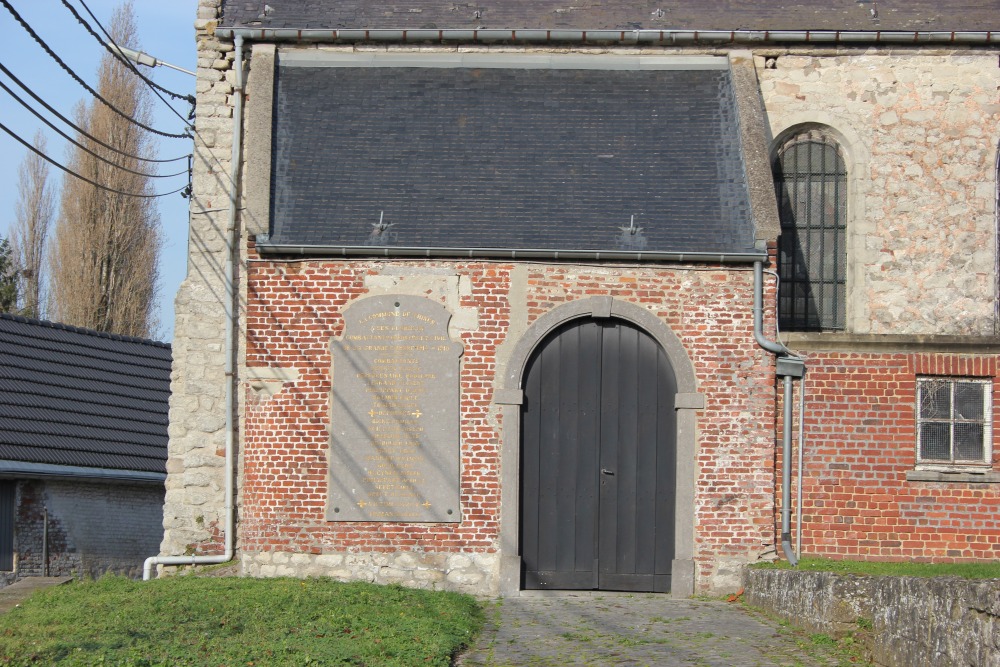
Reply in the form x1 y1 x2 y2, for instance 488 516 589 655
0 314 170 584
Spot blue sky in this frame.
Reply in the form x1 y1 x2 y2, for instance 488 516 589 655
0 0 200 341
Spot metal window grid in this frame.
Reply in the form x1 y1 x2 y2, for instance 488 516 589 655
774 135 847 331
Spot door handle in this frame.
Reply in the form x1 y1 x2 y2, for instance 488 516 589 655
601 468 614 476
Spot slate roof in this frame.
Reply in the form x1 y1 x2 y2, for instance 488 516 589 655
0 314 170 476
221 1 1000 32
266 55 757 258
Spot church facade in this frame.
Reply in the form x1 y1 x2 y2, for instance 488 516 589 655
159 0 1000 595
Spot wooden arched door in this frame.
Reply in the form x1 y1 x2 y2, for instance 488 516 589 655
521 317 677 592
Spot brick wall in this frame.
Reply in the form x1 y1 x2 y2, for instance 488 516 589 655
231 251 778 592
778 352 1000 561
4 480 164 586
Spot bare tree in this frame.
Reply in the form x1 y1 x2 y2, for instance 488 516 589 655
0 236 17 313
11 131 55 319
49 1 162 338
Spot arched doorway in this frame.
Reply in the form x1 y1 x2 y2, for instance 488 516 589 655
520 317 677 592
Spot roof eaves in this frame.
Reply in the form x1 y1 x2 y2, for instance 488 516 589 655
0 460 165 485
216 27 1000 46
0 313 171 351
254 243 767 264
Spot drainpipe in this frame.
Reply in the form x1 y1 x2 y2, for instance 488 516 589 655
796 376 806 559
42 508 48 577
753 261 803 567
143 34 244 580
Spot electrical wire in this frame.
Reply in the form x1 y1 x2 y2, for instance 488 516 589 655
0 121 188 199
0 62 188 164
73 0 234 190
1 0 189 140
62 0 194 106
0 78 188 179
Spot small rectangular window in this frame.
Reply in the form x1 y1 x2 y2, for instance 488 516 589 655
916 378 992 467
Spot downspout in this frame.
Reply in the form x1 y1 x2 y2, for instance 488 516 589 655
143 34 244 580
42 508 48 577
753 261 803 567
796 374 805 559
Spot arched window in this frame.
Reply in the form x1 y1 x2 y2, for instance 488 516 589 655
773 129 847 331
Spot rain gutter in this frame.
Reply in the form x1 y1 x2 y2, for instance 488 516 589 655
143 34 244 581
0 462 165 485
254 243 768 264
216 27 1000 46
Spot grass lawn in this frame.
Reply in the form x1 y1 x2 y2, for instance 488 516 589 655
0 576 483 666
753 556 1000 579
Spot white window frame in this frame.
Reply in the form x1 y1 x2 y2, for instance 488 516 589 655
915 377 993 471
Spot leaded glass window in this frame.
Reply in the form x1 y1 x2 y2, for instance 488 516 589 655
773 131 847 331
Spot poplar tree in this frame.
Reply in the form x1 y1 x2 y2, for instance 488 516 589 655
11 131 54 319
48 1 161 338
0 237 16 313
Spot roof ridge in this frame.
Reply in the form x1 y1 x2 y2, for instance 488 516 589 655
0 313 171 350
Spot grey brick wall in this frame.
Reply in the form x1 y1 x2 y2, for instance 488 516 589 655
1 480 164 586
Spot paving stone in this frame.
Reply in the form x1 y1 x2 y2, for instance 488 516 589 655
456 594 845 667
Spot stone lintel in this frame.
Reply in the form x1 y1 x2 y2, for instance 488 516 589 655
785 333 1000 354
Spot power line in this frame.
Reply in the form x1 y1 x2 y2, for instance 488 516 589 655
1 0 189 140
0 78 189 179
0 121 188 199
75 0 235 193
0 62 189 164
62 0 194 107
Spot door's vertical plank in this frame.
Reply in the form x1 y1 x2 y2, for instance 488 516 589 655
537 335 562 574
577 321 601 576
635 328 659 576
555 324 580 573
598 322 620 578
615 324 640 579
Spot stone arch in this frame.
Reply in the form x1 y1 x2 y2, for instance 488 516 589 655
492 296 702 597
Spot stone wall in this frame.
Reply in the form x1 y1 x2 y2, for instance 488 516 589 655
241 551 497 595
758 52 1000 336
743 568 1000 667
160 0 232 561
7 480 164 585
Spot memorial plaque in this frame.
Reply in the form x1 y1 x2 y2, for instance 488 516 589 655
328 296 463 522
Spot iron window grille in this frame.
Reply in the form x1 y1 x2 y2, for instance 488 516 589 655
916 377 993 467
773 131 847 331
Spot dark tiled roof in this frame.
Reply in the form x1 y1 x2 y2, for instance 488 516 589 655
0 315 170 475
221 1 1000 32
268 58 756 256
